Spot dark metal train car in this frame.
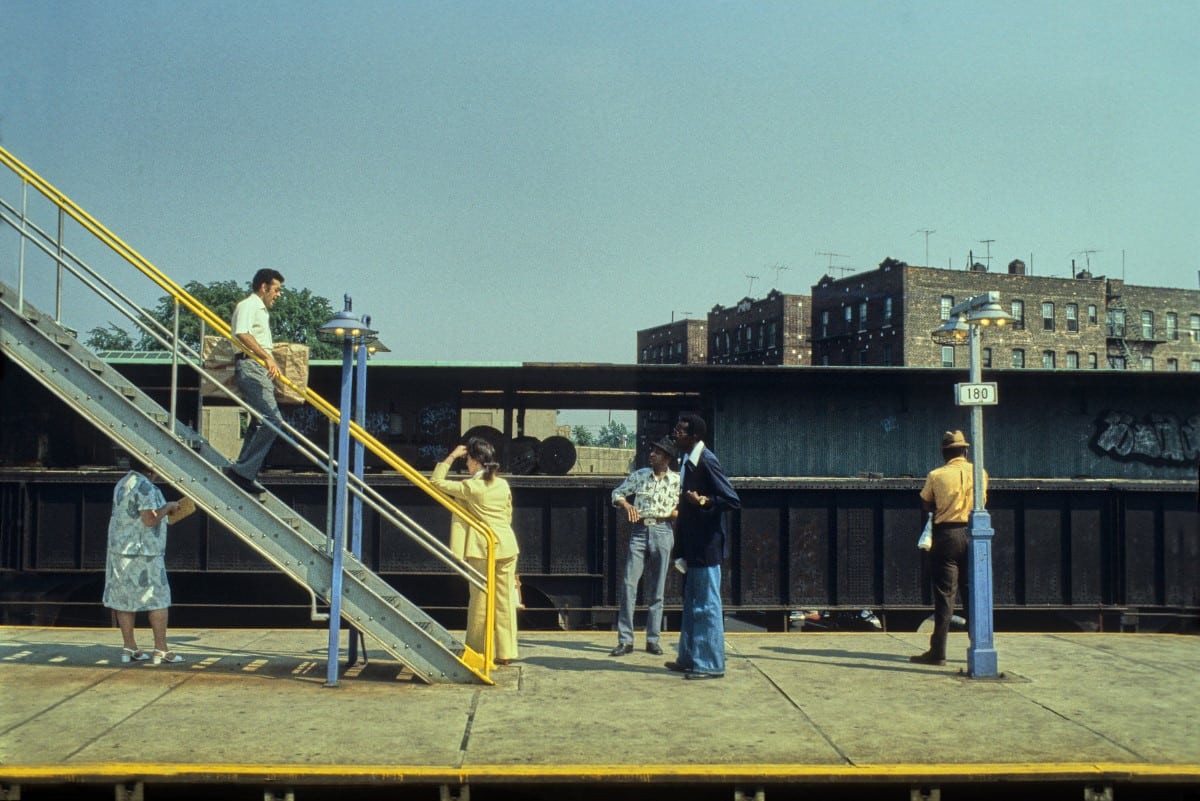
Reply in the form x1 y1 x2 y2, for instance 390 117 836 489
1 357 1196 631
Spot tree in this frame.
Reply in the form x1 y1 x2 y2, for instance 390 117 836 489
571 425 595 446
85 323 135 351
595 420 631 448
86 279 341 359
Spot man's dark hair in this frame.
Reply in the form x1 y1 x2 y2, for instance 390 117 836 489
251 268 285 293
677 413 707 439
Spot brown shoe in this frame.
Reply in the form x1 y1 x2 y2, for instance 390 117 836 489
909 651 946 666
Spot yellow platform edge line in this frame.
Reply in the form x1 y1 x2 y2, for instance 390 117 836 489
2 763 1198 783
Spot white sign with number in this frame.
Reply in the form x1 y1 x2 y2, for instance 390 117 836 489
955 382 998 406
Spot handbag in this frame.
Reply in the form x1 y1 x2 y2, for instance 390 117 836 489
917 513 933 551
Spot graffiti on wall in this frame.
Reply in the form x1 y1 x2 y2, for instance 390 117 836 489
1092 410 1200 465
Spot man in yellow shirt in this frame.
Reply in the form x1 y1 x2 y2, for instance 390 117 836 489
910 430 987 666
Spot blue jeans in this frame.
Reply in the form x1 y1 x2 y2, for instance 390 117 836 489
616 522 673 646
232 360 283 480
677 563 724 675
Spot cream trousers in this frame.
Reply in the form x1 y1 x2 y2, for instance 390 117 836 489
465 554 519 661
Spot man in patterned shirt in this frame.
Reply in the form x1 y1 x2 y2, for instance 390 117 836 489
608 436 681 657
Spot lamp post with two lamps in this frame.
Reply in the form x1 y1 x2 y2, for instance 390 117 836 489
930 291 1013 678
317 295 378 687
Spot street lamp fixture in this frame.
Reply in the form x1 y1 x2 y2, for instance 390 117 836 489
929 291 1013 679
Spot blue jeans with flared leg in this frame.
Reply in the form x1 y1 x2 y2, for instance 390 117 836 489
676 563 724 675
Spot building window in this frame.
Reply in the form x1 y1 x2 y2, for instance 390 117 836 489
1191 314 1200 342
940 295 954 321
820 310 829 338
1108 308 1126 337
1166 312 1178 340
1167 358 1178 371
1192 359 1200 371
1087 304 1098 325
883 297 893 322
1141 310 1153 339
640 348 648 362
1066 351 1079 369
1042 302 1055 331
1012 349 1025 368
1042 350 1056 368
1141 356 1154 370
1011 300 1025 330
844 305 853 332
858 349 869 365
1066 304 1078 333
941 346 955 367
1088 353 1097 369
882 344 893 366
1109 355 1126 370
768 321 778 348
982 347 992 368
858 301 867 332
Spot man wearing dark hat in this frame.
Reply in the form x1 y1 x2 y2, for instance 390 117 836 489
911 430 988 666
608 437 681 657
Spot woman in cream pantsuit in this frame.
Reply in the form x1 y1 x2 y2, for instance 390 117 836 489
430 438 521 665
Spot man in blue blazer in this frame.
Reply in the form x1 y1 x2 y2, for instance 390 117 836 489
665 413 741 679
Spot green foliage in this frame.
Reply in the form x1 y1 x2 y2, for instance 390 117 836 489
130 280 341 359
85 322 135 351
595 421 631 448
571 425 595 446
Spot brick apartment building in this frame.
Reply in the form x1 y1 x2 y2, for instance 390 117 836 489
707 290 811 366
637 317 708 364
811 259 1200 371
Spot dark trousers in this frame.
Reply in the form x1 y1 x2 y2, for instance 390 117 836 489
928 523 969 659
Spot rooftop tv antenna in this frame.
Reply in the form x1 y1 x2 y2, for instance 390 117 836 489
977 239 995 269
1073 249 1100 272
744 274 759 295
816 251 854 277
670 311 694 322
914 228 935 266
768 262 790 288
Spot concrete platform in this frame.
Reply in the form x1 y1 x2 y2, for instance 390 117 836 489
1 626 1197 799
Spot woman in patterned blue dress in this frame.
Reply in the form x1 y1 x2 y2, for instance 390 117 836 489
103 468 185 664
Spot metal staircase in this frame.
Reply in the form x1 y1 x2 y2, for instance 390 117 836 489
0 279 488 684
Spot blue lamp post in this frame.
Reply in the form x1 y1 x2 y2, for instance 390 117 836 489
931 291 1013 678
346 332 389 668
318 295 377 687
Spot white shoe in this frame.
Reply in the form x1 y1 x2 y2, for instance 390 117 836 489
152 649 184 665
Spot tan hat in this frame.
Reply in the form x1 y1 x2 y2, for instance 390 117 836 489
942 430 970 449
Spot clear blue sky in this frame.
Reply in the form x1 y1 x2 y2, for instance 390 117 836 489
2 0 1197 369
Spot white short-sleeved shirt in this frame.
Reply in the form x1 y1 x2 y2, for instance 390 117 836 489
231 292 273 350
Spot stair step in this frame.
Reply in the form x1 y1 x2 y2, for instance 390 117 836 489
85 359 105 372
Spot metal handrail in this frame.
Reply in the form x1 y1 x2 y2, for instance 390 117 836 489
0 144 497 669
